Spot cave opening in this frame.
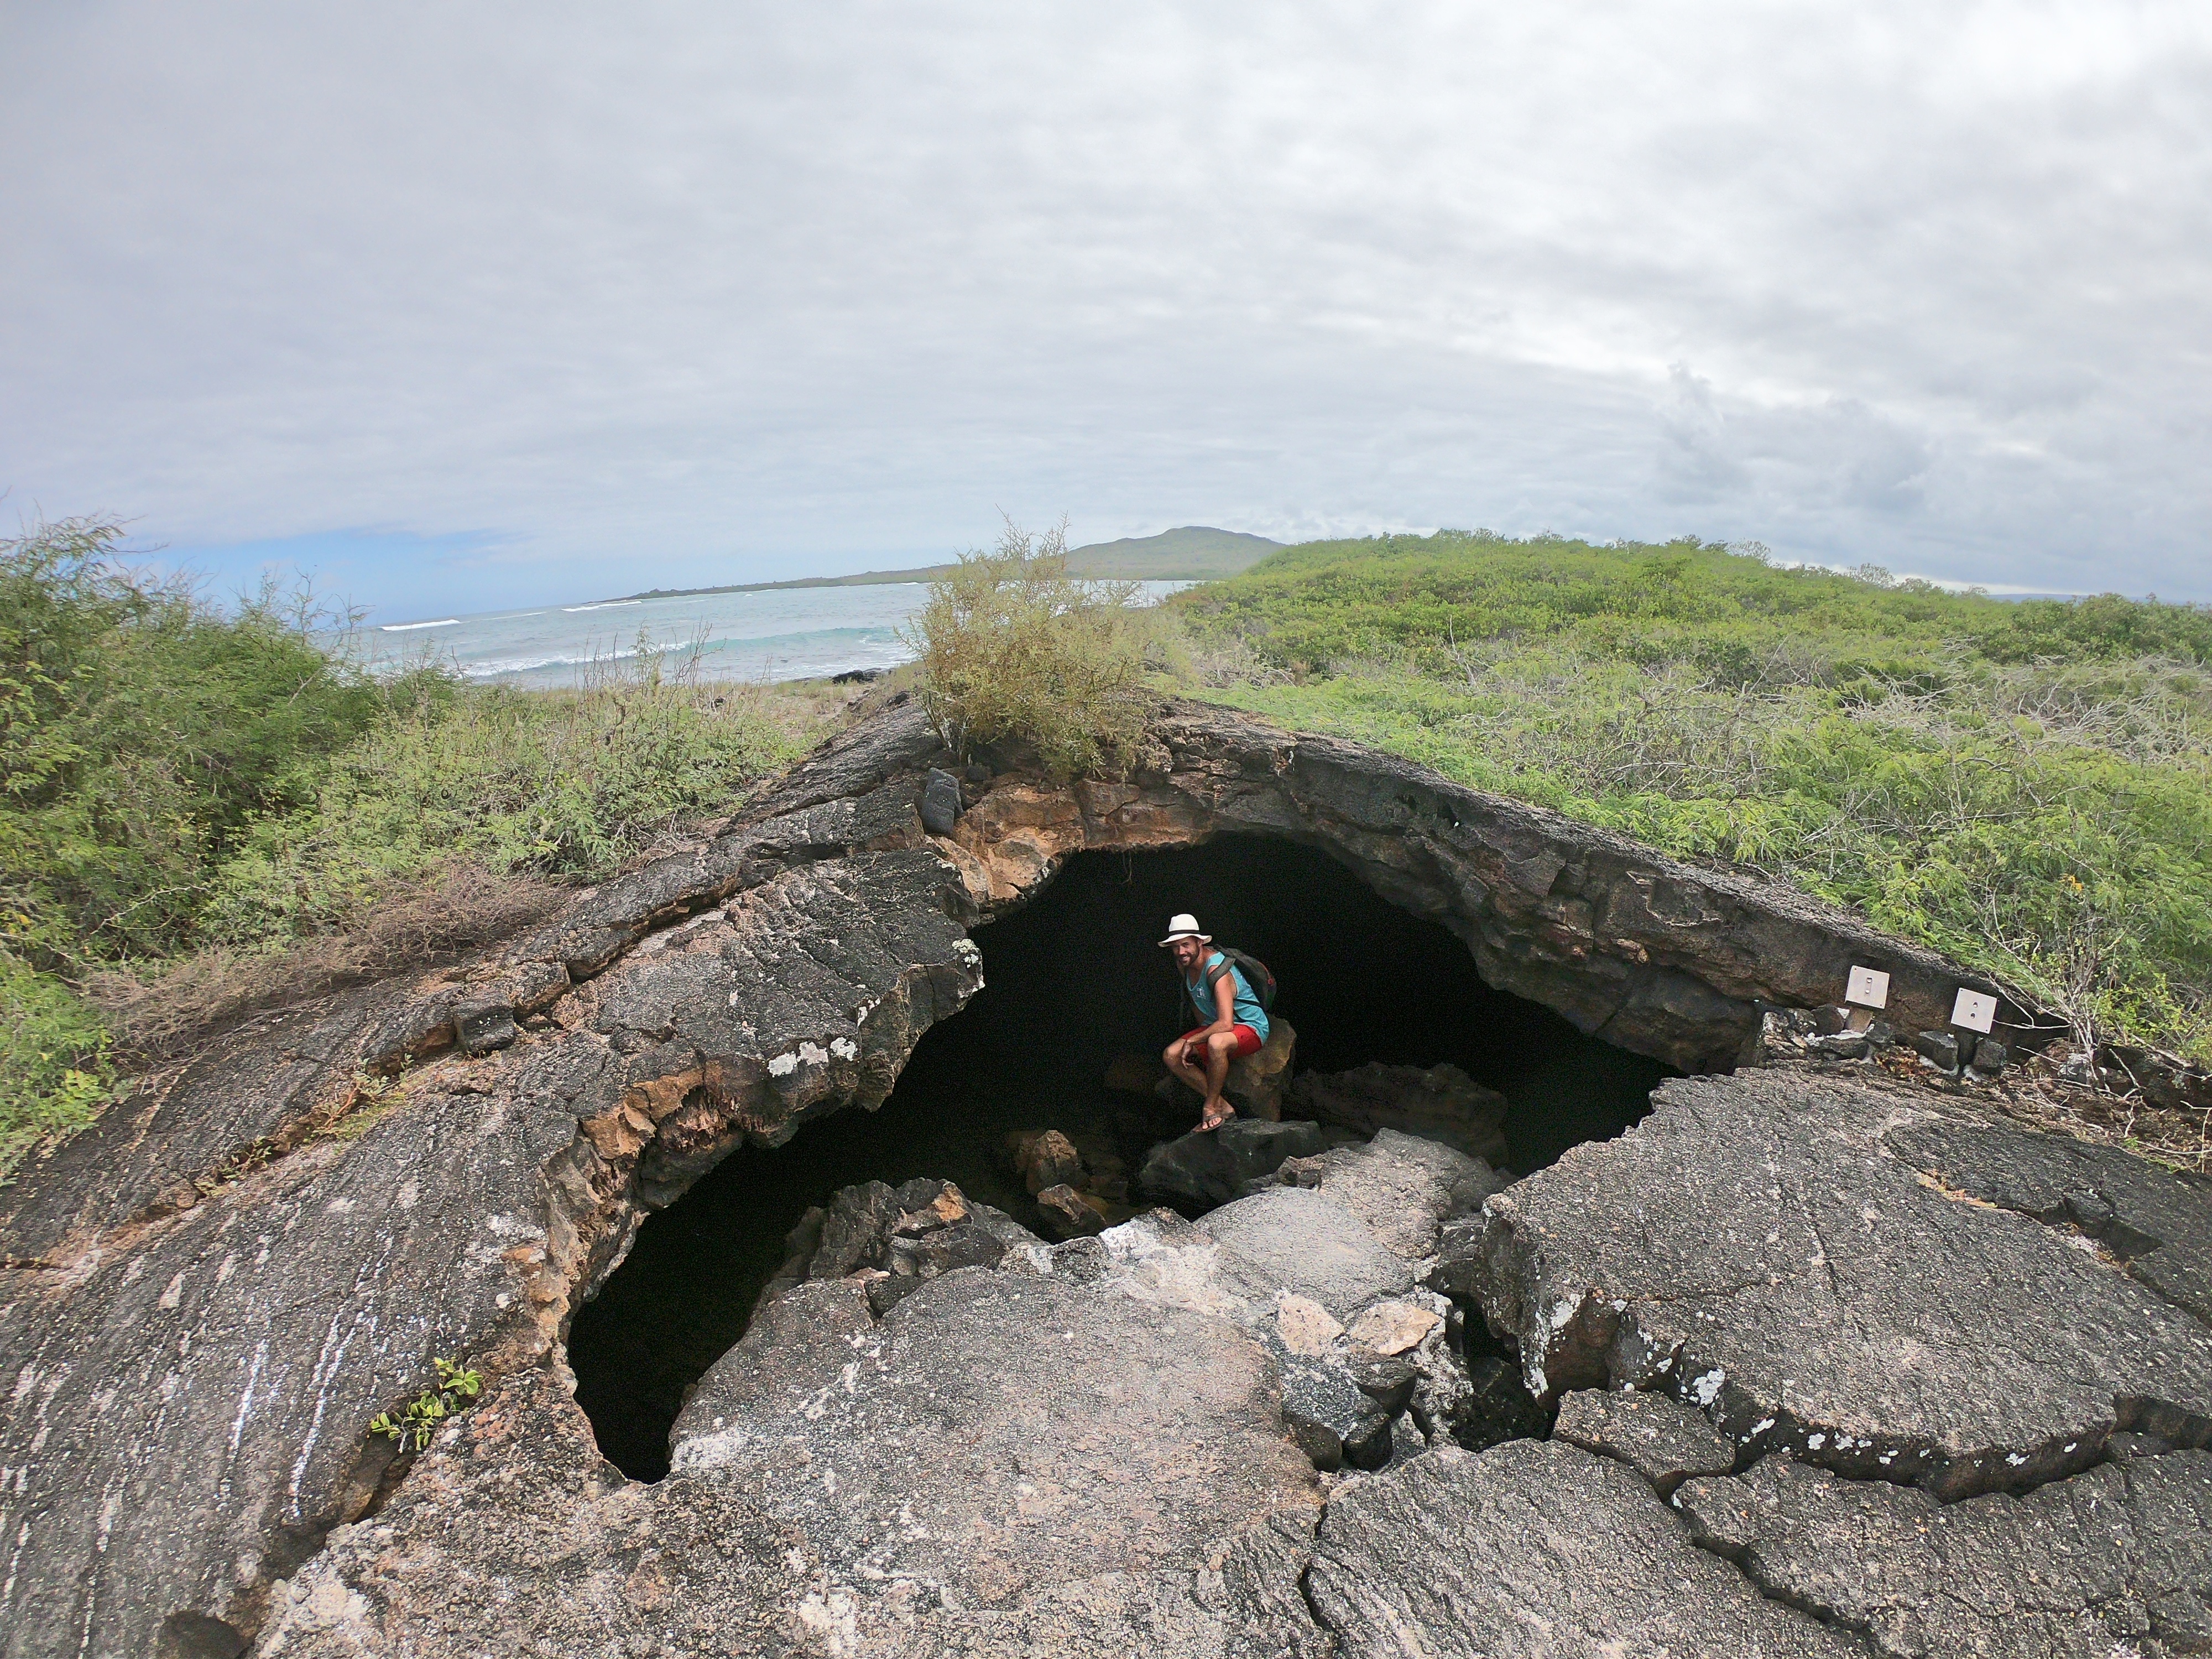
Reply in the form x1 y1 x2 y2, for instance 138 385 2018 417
568 834 1674 1479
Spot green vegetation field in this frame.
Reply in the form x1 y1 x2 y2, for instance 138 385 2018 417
11 514 2207 1173
1166 532 2212 1067
1 518 817 1168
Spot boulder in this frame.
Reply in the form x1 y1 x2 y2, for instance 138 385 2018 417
1304 1440 1860 1659
1035 1182 1107 1239
1090 1139 1486 1472
1204 1186 1414 1318
919 766 963 836
1224 1019 1296 1120
1678 1449 2212 1658
1276 1128 1503 1259
1138 1118 1327 1209
1344 1352 1420 1416
1910 1029 1960 1071
1286 1062 1509 1165
1345 1301 1442 1356
667 1270 1322 1606
1273 1293 1345 1355
1276 1348 1396 1472
1450 1072 2212 1498
1006 1128 1086 1194
776 1175 1047 1287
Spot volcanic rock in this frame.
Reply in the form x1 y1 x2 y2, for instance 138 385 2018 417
1910 1029 1960 1071
0 692 2066 1652
1138 1118 1326 1208
1275 1127 1503 1259
1223 1019 1296 1120
1287 1062 1509 1165
259 1303 1330 1659
1273 1293 1345 1356
1345 1301 1442 1355
1886 1112 2212 1322
1677 1449 2212 1658
919 766 963 836
1553 1387 1737 1496
1035 1182 1107 1239
1451 1071 2212 1498
1007 1128 1087 1194
1205 1186 1414 1318
1305 1439 1860 1659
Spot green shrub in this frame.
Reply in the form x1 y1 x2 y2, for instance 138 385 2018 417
1175 533 2212 1063
202 640 805 948
0 958 114 1167
905 518 1151 780
1 516 435 970
0 518 815 1171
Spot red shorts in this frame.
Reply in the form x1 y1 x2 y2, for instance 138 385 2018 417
1181 1024 1264 1059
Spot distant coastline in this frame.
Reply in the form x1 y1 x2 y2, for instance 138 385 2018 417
602 525 1281 603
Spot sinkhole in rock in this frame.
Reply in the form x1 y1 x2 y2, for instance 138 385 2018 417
568 834 1673 1479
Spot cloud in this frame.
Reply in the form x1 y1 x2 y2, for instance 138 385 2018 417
2 0 2208 613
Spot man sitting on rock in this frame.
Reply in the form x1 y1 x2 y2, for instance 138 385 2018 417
1160 913 1270 1133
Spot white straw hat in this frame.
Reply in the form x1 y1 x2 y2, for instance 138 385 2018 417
1158 913 1210 947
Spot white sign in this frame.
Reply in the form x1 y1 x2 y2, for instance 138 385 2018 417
1951 988 1998 1034
1844 966 1891 1009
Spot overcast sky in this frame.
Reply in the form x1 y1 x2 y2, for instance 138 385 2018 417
4 2 2207 617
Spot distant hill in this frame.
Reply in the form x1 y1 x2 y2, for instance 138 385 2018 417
1062 526 1282 580
609 526 1281 602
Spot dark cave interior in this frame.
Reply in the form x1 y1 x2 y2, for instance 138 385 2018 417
568 834 1676 1480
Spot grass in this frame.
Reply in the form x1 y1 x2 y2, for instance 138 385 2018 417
1166 532 2212 1068
199 646 805 948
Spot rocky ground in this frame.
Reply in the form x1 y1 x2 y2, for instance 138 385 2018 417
2 695 2206 1656
254 1077 2212 1657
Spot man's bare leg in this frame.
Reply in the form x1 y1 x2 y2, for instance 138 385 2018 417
1164 1035 1240 1131
1197 1032 1237 1130
1164 1036 1208 1098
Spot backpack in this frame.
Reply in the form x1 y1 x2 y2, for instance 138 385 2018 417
1202 947 1277 1013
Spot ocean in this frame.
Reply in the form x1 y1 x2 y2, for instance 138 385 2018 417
358 581 1192 688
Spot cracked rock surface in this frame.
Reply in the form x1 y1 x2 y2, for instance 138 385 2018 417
1887 1113 2212 1323
0 696 2080 1653
1452 1070 2212 1498
257 1126 1499 1657
1552 1387 1737 1496
1678 1448 2212 1658
1305 1439 1860 1658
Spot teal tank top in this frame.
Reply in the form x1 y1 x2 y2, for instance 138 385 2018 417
1185 951 1270 1041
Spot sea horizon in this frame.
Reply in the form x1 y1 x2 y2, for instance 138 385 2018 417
351 580 1191 688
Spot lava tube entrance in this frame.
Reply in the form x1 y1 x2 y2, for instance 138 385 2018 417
568 834 1674 1478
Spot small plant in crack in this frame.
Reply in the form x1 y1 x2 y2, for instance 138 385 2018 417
325 1070 406 1141
370 1357 483 1451
192 1136 279 1196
